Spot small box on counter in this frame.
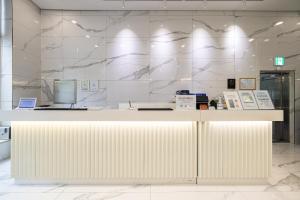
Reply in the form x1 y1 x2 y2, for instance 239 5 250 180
195 94 209 110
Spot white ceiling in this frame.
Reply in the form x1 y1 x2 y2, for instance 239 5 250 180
31 0 300 11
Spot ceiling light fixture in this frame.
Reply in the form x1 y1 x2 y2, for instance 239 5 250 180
264 38 270 42
122 0 125 9
297 22 300 25
274 21 284 26
85 35 90 39
71 20 77 24
248 38 254 42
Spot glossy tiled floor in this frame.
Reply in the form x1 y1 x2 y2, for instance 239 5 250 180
0 143 299 200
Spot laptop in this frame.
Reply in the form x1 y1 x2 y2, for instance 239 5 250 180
17 98 37 110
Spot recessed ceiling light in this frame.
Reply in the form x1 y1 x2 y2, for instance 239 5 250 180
297 22 300 25
122 0 125 8
274 21 284 26
264 38 270 42
94 44 99 48
85 35 90 39
71 20 77 24
181 44 185 48
248 38 255 42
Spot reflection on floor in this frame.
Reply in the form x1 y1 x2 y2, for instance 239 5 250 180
0 143 299 200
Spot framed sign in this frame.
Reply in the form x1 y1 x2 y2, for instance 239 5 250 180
176 95 196 110
238 90 258 110
239 78 256 90
223 91 243 110
253 90 274 110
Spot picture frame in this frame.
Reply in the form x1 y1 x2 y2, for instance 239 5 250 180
239 78 256 90
223 91 243 110
253 90 275 110
238 90 259 110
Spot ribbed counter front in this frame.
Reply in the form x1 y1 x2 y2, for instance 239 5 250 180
0 110 283 184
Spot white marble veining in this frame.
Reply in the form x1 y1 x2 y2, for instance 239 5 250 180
0 0 12 111
0 143 299 200
40 11 300 109
12 0 41 108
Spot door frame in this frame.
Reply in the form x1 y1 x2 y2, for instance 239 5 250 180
260 70 295 144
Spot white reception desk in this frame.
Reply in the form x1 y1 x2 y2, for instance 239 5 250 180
0 110 283 184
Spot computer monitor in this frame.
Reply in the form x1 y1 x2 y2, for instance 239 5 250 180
18 98 37 109
53 79 77 104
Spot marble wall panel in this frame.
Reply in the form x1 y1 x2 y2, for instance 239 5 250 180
150 58 192 81
235 16 287 39
192 16 235 38
41 36 63 59
12 0 41 108
192 80 227 99
106 56 149 81
192 59 235 81
107 15 149 38
150 15 193 39
41 12 63 37
40 10 300 116
0 0 12 111
149 80 192 102
62 15 106 37
0 75 12 102
63 58 106 80
62 37 106 60
106 81 149 107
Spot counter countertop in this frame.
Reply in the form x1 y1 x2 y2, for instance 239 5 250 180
0 110 283 121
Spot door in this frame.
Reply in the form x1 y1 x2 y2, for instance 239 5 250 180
260 72 292 143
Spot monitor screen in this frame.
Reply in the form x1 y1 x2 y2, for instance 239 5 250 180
53 80 77 104
18 98 36 109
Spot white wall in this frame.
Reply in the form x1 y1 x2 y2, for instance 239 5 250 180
12 0 41 108
0 0 12 111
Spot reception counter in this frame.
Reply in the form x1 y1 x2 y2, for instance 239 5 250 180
0 110 283 184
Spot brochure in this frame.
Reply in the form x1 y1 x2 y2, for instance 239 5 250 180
223 91 243 110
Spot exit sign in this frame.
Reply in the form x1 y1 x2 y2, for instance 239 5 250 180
274 56 285 66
